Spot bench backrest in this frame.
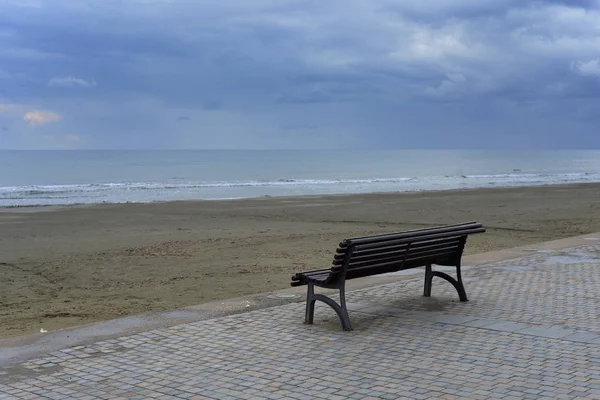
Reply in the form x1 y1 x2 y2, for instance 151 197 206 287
331 221 485 280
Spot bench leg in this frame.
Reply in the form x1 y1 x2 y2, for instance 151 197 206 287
305 282 317 325
338 284 352 331
454 263 468 302
304 282 353 331
423 264 468 302
423 264 433 297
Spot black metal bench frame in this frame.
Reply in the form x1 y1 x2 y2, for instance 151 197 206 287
291 222 485 331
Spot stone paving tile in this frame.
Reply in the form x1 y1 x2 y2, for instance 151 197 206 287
484 321 533 333
517 325 577 339
1 243 600 399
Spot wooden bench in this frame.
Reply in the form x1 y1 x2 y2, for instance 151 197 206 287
291 221 485 331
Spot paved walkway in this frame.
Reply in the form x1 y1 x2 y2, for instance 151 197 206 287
2 238 600 399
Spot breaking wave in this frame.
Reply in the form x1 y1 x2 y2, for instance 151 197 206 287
2 172 599 206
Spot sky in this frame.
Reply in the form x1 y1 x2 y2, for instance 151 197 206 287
0 0 600 150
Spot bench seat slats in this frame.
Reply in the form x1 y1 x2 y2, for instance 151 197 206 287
294 248 460 284
342 253 458 280
402 253 457 267
291 267 332 278
342 249 459 278
291 269 329 280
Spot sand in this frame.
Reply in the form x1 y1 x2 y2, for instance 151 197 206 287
2 183 600 338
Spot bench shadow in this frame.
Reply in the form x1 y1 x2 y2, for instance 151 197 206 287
307 295 467 332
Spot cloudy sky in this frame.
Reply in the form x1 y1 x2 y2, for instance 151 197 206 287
1 0 599 150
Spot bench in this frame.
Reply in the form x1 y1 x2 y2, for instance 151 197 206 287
291 221 485 331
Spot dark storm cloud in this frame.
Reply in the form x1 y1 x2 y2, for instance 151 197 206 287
0 0 599 149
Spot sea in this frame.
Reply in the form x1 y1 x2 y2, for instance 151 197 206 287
1 150 600 207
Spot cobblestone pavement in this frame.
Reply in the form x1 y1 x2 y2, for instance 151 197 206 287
2 241 600 399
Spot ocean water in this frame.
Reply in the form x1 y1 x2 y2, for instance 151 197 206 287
1 150 599 207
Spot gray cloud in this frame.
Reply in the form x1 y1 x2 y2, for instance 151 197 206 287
572 60 600 78
48 76 97 88
0 0 598 149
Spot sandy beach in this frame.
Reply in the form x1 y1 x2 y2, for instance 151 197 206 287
2 183 600 338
